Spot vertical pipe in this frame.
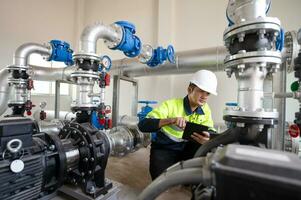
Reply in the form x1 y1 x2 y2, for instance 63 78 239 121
112 76 121 127
279 63 287 150
55 81 60 119
272 63 287 150
131 79 138 118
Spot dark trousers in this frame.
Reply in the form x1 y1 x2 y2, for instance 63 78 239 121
149 141 200 180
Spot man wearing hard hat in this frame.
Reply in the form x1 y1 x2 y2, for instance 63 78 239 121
138 69 218 180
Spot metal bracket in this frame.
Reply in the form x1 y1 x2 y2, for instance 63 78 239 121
112 75 138 127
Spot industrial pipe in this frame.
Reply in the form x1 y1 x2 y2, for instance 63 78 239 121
227 0 270 25
0 69 10 115
79 22 121 54
36 120 65 135
0 46 226 116
13 43 52 67
111 46 227 77
28 47 226 81
275 92 295 98
29 64 76 82
137 168 204 200
33 110 76 122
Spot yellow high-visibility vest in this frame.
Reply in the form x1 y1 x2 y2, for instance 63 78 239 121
146 97 215 142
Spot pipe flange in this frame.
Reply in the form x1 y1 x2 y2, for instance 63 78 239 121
7 78 28 85
7 65 29 71
224 51 282 69
103 23 123 49
224 17 281 43
224 109 278 119
70 71 99 79
223 115 277 126
59 123 97 176
8 99 27 105
73 53 101 63
70 105 98 111
284 31 300 73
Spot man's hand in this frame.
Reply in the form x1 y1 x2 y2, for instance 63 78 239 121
159 117 187 129
191 131 210 144
173 117 186 130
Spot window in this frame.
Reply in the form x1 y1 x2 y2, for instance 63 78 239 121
29 54 70 95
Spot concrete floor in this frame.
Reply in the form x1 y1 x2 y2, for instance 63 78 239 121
106 147 191 200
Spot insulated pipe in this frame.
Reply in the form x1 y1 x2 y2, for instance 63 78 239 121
79 22 121 54
166 157 205 173
29 64 76 82
233 0 267 22
137 168 204 200
118 115 139 128
275 92 295 98
36 120 65 135
236 66 267 112
0 69 10 115
33 110 76 122
13 43 52 67
194 127 242 157
110 46 227 77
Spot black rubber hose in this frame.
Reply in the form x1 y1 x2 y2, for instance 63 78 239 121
194 127 242 157
137 168 203 200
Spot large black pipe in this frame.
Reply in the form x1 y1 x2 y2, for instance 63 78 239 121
194 127 243 157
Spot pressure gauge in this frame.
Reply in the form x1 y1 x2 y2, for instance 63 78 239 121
101 55 112 71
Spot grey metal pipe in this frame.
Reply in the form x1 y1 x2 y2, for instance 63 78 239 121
275 92 294 99
137 168 204 200
29 64 76 82
37 120 65 135
227 0 269 24
79 22 121 54
118 115 139 128
111 46 227 77
0 68 10 115
33 110 76 122
13 43 52 66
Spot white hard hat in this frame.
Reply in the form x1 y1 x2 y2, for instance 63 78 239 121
190 70 218 95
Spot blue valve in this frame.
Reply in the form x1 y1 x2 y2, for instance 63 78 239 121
138 100 158 142
225 102 238 107
91 111 103 129
146 45 175 67
137 100 157 121
110 21 142 58
276 28 285 51
49 40 74 65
